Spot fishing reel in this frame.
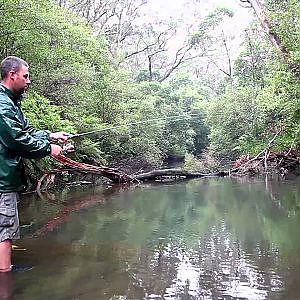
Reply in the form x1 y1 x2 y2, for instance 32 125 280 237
61 142 75 154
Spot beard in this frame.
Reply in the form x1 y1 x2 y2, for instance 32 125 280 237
16 85 29 95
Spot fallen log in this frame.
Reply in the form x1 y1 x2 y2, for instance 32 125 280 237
36 154 137 192
35 128 298 192
134 169 228 181
53 153 136 182
36 154 230 192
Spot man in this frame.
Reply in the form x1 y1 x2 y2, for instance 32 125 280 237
0 56 71 272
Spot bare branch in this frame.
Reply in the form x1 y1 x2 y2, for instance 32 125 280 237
221 30 232 77
159 45 192 82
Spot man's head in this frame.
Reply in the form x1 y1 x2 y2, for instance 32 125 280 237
0 56 31 95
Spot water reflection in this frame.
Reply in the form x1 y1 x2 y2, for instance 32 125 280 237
8 177 300 299
128 226 283 299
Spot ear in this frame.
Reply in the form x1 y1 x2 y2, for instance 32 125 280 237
9 71 16 81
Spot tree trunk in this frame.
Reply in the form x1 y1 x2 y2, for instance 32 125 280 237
242 0 289 62
134 169 228 181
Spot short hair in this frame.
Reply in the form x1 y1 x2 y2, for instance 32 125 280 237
0 56 29 80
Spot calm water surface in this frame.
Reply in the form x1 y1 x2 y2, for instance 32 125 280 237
2 176 300 300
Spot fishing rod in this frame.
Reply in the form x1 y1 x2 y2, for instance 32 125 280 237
68 113 199 139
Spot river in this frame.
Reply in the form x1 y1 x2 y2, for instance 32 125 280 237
2 176 300 299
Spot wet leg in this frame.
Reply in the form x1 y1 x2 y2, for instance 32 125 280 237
0 240 12 272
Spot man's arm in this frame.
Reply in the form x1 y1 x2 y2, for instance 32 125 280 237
23 114 72 144
0 107 52 158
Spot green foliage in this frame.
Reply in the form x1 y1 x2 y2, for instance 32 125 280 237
22 91 74 132
190 7 233 48
234 27 275 89
207 62 300 158
75 138 107 164
206 87 257 158
2 0 299 176
205 0 300 161
266 0 300 69
183 153 204 172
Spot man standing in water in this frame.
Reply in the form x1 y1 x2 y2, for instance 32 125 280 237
0 56 71 272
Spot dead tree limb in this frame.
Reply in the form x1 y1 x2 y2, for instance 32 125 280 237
230 129 282 173
36 154 138 192
134 169 227 181
36 129 293 191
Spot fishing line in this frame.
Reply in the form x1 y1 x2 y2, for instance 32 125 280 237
68 113 199 139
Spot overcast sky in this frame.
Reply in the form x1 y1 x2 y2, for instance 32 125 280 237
139 0 254 62
141 0 253 39
143 0 252 18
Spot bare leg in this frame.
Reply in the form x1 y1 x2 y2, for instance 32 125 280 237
0 271 13 298
0 240 12 272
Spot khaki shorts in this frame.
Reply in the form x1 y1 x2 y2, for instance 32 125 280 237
0 193 20 242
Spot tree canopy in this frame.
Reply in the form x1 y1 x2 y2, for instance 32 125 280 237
0 0 299 175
